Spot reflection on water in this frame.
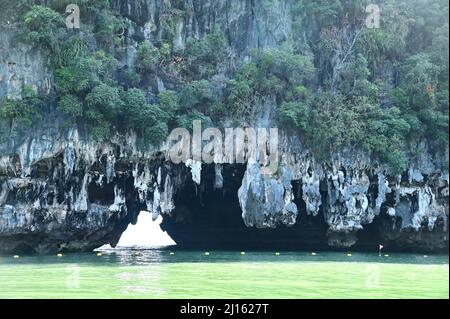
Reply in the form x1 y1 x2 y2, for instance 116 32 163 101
107 247 166 266
116 266 165 296
65 264 81 289
0 249 448 298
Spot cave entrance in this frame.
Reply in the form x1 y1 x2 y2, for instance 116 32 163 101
160 164 333 250
116 211 176 248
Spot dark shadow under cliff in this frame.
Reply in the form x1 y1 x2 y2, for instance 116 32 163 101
160 164 448 253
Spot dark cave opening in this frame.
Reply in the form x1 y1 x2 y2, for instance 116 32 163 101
161 164 332 250
46 192 54 206
357 212 449 252
162 164 247 232
158 165 448 252
292 179 330 244
8 241 34 254
88 179 115 205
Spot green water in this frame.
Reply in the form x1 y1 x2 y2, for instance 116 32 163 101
0 248 448 299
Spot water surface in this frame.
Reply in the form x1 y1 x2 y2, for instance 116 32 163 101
0 248 448 298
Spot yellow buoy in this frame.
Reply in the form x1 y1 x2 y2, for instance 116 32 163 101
311 252 317 256
169 252 175 255
57 253 63 257
275 252 280 256
240 252 246 255
204 252 210 256
13 255 20 259
347 253 352 257
96 252 102 257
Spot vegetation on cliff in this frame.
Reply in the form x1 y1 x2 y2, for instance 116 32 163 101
0 0 448 173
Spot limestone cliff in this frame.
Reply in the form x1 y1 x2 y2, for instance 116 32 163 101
0 0 448 253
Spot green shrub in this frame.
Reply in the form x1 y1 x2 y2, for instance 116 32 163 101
259 47 315 85
136 42 161 74
58 94 83 117
85 83 123 122
225 47 314 118
55 51 117 96
178 80 215 113
0 85 43 128
121 88 147 112
339 54 379 100
400 53 440 107
95 13 128 50
58 36 89 67
121 88 169 145
175 110 212 131
23 5 66 53
129 103 169 145
158 90 179 114
121 88 148 125
277 101 309 130
90 119 112 141
225 78 253 118
183 26 226 77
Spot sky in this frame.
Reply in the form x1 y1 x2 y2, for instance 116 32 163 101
117 212 176 247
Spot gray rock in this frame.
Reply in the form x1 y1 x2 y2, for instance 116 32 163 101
238 163 297 228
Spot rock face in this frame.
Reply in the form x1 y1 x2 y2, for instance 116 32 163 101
0 121 447 253
0 0 448 253
0 26 52 99
110 0 293 55
238 163 297 228
160 140 448 252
